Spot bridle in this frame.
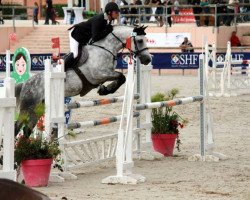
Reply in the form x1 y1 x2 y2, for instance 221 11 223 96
89 32 148 61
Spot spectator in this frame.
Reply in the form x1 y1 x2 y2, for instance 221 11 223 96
230 31 241 46
200 0 209 26
179 37 194 52
135 0 143 22
33 2 39 25
144 0 152 22
212 0 227 26
165 0 172 27
120 0 129 25
153 0 164 27
44 0 53 25
192 0 202 27
225 0 239 26
0 0 4 24
174 0 180 15
130 0 138 25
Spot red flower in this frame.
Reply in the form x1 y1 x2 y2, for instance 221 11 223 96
179 123 184 129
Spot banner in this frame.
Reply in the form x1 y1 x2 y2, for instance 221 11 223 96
0 52 250 71
172 8 196 23
146 33 191 47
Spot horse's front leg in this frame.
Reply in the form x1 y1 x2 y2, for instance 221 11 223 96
97 71 126 95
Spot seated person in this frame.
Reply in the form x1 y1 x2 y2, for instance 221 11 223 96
230 31 241 46
179 37 194 52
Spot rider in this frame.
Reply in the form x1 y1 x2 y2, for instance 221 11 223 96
65 2 120 67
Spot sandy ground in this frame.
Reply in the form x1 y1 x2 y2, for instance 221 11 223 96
18 73 248 200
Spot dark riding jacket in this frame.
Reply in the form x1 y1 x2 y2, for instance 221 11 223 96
69 13 113 45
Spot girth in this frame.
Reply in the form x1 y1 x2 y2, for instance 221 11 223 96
72 66 99 96
71 46 99 96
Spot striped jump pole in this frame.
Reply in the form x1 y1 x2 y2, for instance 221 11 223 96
67 112 140 130
217 60 250 66
66 94 140 110
134 96 203 111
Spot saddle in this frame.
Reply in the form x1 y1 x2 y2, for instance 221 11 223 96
64 46 89 71
63 46 99 96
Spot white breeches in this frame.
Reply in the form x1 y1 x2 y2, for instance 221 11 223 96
69 29 79 58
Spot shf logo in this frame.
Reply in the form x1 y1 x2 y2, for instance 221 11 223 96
171 54 180 64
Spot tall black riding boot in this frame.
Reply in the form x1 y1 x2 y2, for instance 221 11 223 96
64 52 78 70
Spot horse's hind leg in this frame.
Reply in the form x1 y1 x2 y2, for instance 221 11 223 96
98 72 126 95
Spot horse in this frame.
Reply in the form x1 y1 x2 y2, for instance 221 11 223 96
15 25 152 135
0 178 51 200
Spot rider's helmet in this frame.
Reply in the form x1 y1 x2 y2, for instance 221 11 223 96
105 2 120 14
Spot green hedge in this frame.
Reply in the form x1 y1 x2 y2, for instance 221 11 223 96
53 4 67 18
83 11 97 19
1 4 28 19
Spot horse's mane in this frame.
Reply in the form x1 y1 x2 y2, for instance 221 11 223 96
112 25 147 37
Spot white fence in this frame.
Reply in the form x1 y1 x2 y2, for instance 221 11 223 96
0 50 16 181
205 42 250 97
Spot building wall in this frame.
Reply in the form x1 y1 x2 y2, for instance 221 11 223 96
2 0 101 12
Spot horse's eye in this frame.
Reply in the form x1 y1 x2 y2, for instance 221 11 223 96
137 39 143 44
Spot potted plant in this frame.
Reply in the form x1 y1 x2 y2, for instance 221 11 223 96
14 103 62 187
151 88 187 157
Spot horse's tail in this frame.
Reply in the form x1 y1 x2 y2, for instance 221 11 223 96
15 82 23 108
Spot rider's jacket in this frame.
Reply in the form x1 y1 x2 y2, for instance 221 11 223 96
69 13 113 45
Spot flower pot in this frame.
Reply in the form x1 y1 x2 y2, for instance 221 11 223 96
21 158 53 187
151 133 177 157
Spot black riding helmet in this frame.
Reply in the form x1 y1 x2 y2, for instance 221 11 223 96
105 2 120 14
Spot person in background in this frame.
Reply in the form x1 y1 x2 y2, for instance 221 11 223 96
230 31 241 46
225 0 239 26
200 0 210 26
144 0 152 22
129 0 138 25
192 0 202 27
0 0 4 24
166 0 172 27
33 2 39 25
212 0 227 26
65 2 120 67
120 0 129 25
179 37 194 52
174 0 180 15
154 0 164 27
44 0 53 24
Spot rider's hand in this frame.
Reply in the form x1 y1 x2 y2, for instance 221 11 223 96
106 24 113 33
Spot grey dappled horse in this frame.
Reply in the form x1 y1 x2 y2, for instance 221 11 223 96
15 25 152 135
0 179 51 200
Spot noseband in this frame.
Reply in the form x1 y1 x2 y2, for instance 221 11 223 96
111 32 148 57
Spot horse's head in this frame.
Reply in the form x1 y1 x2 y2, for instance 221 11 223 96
111 25 152 65
130 26 152 65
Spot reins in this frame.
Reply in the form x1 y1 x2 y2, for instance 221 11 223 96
88 32 148 61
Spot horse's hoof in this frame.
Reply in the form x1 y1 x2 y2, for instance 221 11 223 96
97 85 109 95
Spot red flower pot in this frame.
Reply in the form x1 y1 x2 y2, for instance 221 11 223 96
151 133 177 157
21 158 53 187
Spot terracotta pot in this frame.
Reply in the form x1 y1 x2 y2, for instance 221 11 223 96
151 133 177 157
21 158 52 187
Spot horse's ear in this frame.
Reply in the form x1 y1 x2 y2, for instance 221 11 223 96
143 26 148 31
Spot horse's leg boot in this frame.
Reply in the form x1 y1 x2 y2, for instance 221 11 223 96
97 85 109 95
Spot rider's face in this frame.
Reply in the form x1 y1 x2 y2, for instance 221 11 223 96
111 11 119 19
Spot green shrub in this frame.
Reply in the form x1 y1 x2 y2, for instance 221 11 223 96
1 4 27 20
